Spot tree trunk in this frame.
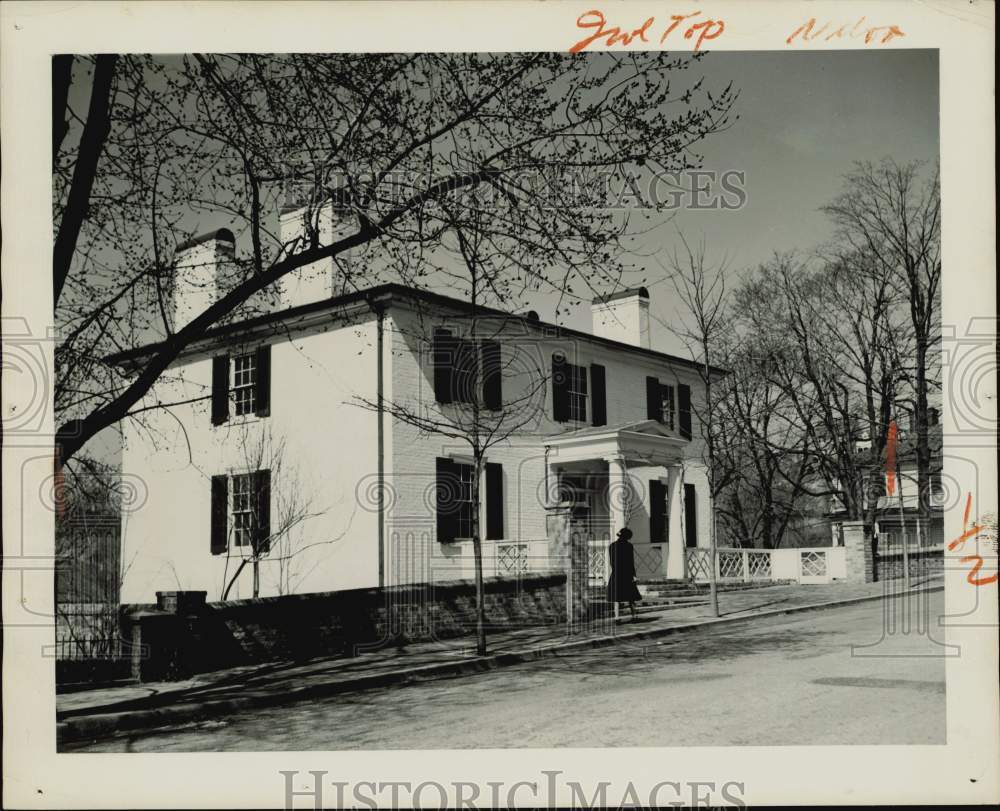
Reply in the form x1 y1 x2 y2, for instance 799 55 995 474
471 456 487 656
222 558 248 600
53 54 118 307
704 361 720 618
468 257 488 656
253 558 260 598
913 340 931 523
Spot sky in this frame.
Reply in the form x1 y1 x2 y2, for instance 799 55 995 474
528 48 940 356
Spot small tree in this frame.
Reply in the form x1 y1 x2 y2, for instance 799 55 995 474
220 427 327 599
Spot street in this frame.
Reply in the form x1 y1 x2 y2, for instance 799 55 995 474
67 593 947 751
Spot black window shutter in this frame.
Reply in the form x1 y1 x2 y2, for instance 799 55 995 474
435 457 460 543
590 364 607 426
646 376 661 422
433 329 454 404
552 352 569 422
254 469 271 555
485 462 504 540
455 338 477 404
684 482 697 548
211 355 230 425
210 475 228 555
678 383 692 439
649 479 666 543
254 345 271 417
481 341 502 411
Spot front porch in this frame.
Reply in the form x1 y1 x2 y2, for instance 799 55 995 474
543 419 691 581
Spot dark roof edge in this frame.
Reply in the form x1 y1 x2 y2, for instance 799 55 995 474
104 283 728 376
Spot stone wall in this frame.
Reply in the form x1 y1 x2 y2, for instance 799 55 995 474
877 548 944 581
123 573 566 682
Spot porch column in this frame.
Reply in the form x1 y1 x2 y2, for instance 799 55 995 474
665 464 686 579
605 454 630 539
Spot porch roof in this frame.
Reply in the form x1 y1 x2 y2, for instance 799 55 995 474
544 420 686 467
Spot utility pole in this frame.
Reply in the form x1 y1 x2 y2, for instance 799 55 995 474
896 460 911 590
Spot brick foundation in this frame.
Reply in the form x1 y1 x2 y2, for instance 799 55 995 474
123 574 566 682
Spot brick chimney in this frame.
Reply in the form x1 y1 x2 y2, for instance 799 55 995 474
171 229 235 330
591 286 650 348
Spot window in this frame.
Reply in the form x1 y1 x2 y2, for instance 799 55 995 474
211 469 271 556
211 346 271 425
435 458 505 543
660 384 675 430
567 363 588 422
232 353 257 416
651 378 690 437
432 330 502 409
455 462 475 540
552 352 590 423
231 473 256 547
684 482 697 548
649 479 669 543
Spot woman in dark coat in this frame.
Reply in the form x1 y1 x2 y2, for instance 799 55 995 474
607 527 642 620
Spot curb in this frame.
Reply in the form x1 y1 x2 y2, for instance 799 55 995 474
57 584 942 746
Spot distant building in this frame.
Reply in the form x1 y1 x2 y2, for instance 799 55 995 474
828 417 945 551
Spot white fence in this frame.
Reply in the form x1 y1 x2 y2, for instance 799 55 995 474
438 538 554 581
685 546 847 585
441 540 847 586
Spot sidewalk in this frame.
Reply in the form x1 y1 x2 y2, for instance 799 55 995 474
57 576 942 744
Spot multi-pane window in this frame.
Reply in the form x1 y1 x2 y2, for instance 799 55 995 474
660 384 675 430
455 463 475 540
231 473 256 547
567 363 588 422
232 353 257 416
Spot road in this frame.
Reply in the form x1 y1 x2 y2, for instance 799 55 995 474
69 592 947 751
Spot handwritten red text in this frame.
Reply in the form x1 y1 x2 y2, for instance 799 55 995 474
787 17 905 46
570 10 725 54
948 493 998 587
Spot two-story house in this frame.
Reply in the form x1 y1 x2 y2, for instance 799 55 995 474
110 226 722 602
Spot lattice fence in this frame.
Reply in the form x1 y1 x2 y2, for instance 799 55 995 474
748 550 772 580
685 548 713 581
635 545 664 578
718 550 744 580
800 550 828 578
496 543 529 575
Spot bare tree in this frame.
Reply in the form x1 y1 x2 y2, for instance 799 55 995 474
53 52 739 469
822 159 941 527
733 250 909 577
713 346 813 550
665 232 730 616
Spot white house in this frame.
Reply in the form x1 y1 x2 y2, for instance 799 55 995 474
111 228 722 603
